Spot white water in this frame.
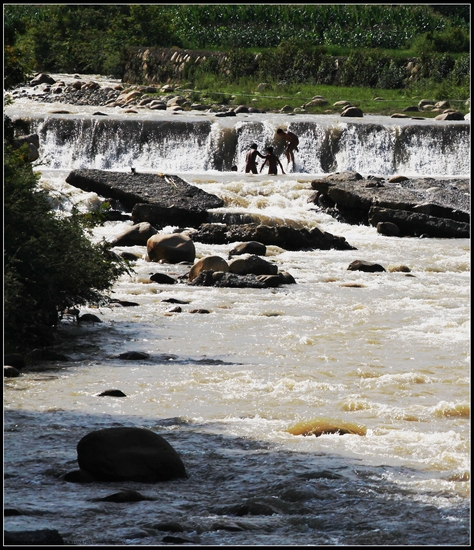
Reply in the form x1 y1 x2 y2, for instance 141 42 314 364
4 78 470 546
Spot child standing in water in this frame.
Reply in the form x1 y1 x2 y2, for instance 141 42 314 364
259 146 285 175
245 143 266 174
276 128 299 168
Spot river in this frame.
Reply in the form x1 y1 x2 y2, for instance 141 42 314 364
4 74 470 546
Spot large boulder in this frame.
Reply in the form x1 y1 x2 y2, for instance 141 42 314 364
434 111 465 121
30 73 56 86
111 222 158 247
368 206 469 238
12 133 40 162
341 106 363 117
65 170 224 229
188 255 229 282
74 427 188 483
13 133 40 149
310 172 470 238
147 233 195 263
228 254 278 276
131 203 212 229
376 221 400 236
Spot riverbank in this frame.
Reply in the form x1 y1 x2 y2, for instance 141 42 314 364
6 71 470 120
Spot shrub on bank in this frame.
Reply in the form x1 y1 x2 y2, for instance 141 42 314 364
4 117 129 351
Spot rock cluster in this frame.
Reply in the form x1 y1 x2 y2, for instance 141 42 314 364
309 171 470 238
11 74 262 114
65 169 356 255
8 73 469 119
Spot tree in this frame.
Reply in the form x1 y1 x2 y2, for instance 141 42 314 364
4 5 37 88
4 45 32 89
4 117 129 351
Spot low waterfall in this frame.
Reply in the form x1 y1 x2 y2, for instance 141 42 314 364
20 113 470 177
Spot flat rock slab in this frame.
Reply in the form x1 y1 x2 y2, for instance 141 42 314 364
311 174 470 216
310 172 470 237
65 169 224 212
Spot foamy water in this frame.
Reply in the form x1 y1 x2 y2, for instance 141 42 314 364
4 83 470 545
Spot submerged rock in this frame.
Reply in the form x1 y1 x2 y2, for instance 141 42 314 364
190 270 281 288
288 418 367 437
348 260 386 272
91 490 156 503
97 389 127 397
228 241 267 257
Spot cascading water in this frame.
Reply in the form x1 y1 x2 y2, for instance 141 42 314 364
18 112 470 176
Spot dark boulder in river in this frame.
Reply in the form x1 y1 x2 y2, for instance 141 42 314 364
309 171 470 238
65 169 224 229
190 222 356 251
69 427 188 483
4 529 65 545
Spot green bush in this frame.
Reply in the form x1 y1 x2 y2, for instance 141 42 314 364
450 53 470 85
4 45 32 89
227 48 259 80
316 56 340 85
4 124 129 351
432 26 470 53
251 41 322 84
338 51 399 88
376 59 408 90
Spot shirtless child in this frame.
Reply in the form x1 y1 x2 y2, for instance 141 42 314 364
245 143 266 174
276 128 299 166
259 146 285 175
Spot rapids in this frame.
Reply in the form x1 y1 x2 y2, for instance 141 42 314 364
4 77 470 546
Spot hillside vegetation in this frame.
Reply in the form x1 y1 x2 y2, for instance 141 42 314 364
4 5 470 97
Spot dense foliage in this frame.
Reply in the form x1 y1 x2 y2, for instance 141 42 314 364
3 4 470 86
4 117 129 351
175 39 469 100
169 4 469 51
